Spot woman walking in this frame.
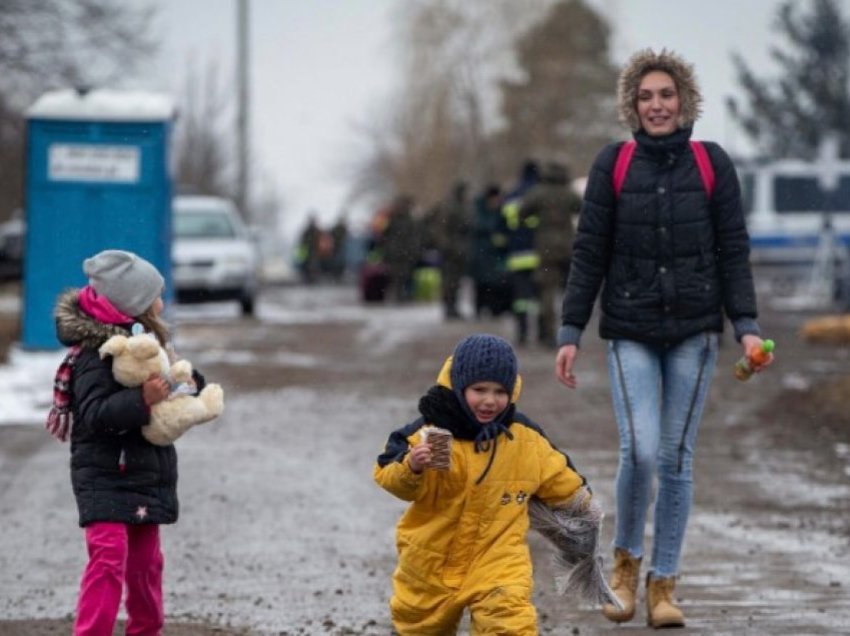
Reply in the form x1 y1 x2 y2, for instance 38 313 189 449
554 49 772 628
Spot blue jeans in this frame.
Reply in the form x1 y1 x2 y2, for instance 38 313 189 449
606 332 718 577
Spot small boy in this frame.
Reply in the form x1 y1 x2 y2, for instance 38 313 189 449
374 333 592 635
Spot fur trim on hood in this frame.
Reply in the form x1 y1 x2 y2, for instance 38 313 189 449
617 48 703 132
54 288 130 350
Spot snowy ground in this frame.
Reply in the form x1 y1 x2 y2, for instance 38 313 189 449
1 282 849 635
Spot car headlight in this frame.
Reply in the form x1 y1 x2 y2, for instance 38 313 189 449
221 255 250 272
223 255 247 266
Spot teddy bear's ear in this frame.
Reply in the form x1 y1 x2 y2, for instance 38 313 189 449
127 335 161 359
99 335 127 359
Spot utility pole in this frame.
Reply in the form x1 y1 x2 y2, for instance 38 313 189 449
236 0 250 221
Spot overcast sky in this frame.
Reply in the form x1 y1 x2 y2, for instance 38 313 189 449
148 0 791 239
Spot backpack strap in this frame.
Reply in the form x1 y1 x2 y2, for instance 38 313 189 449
612 140 636 198
689 141 715 198
612 139 715 199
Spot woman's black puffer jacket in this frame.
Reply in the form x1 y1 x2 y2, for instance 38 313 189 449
560 127 758 346
55 289 179 527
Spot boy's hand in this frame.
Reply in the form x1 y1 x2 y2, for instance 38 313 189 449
408 442 432 474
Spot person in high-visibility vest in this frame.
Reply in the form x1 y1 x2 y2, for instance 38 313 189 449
295 214 321 284
502 160 541 345
520 161 582 347
469 184 510 318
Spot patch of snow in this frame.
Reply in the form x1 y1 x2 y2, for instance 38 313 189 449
27 88 175 121
781 372 810 391
0 345 64 425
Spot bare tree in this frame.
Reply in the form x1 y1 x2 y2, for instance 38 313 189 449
0 0 158 222
0 0 157 108
497 0 620 176
172 57 285 233
0 98 25 220
173 58 236 201
348 0 617 214
348 0 556 212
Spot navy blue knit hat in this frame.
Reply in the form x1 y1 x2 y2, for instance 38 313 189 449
450 334 518 398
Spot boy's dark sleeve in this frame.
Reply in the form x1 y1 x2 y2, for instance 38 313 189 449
374 417 427 501
376 417 424 467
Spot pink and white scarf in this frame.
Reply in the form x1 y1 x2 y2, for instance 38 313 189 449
45 286 133 441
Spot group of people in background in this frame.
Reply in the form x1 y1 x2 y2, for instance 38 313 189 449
355 157 582 349
294 213 349 285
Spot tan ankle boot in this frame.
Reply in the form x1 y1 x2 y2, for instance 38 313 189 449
646 573 685 628
601 548 641 623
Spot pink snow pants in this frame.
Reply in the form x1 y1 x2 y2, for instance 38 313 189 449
74 522 164 636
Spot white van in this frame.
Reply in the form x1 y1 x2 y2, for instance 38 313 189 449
737 155 850 291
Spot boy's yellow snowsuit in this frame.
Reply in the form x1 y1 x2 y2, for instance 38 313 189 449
374 358 587 635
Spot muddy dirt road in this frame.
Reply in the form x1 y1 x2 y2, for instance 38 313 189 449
1 283 848 635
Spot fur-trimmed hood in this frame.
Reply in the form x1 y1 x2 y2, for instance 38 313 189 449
54 288 130 350
617 48 703 132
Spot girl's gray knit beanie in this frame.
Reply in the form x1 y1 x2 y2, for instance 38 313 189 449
83 249 164 317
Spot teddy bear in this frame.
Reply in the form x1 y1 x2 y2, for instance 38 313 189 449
98 333 224 446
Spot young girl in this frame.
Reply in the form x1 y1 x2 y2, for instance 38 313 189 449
50 249 205 635
374 333 593 635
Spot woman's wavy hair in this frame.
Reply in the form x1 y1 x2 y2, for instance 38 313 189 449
617 48 703 132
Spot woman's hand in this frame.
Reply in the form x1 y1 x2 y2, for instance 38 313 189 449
142 373 170 406
407 442 433 474
555 344 579 388
740 334 774 372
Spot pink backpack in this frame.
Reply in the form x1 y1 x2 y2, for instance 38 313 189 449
612 140 715 199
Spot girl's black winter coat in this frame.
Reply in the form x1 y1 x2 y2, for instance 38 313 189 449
55 289 179 527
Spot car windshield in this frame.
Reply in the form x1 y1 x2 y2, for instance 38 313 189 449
174 210 237 239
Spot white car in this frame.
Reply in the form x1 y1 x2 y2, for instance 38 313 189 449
172 195 260 315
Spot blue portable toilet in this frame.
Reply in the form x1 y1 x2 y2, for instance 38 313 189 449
22 88 176 349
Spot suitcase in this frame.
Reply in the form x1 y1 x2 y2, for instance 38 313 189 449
360 262 389 302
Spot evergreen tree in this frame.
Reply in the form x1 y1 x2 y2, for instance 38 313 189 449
728 0 850 159
497 0 619 175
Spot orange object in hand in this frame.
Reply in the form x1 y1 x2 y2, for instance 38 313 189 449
733 339 775 381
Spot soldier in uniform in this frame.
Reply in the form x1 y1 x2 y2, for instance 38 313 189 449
433 182 472 320
329 214 349 283
521 161 582 347
469 185 510 318
382 195 419 303
296 214 322 285
502 161 541 345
